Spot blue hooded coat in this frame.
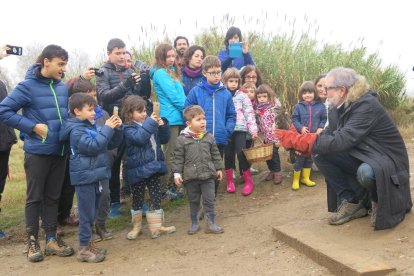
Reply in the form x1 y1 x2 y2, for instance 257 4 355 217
0 64 68 156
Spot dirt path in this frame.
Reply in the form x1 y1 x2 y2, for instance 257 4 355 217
1 143 413 275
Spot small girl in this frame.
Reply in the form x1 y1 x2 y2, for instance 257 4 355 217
222 68 258 196
291 81 327 190
254 84 283 184
122 95 176 239
242 82 256 107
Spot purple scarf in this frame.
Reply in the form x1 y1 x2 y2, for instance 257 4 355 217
184 66 202 78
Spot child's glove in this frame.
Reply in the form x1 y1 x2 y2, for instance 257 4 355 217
274 129 317 156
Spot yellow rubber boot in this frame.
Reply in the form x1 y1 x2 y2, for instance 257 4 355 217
292 170 301 190
300 168 316 187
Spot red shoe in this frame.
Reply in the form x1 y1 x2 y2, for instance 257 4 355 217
225 169 235 193
242 170 254 196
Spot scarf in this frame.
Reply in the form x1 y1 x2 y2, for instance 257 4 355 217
201 77 222 95
255 102 272 116
184 66 202 78
181 126 206 140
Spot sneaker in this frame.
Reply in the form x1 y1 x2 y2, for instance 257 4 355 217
62 217 79 226
77 244 105 263
44 236 74 257
368 201 378 227
94 223 113 242
0 229 7 240
329 200 368 225
27 236 44 262
109 202 121 219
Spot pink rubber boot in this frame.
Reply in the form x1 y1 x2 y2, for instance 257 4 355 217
225 169 235 193
242 169 254 196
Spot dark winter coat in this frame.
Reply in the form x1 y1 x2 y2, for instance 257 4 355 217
60 117 116 185
0 64 68 156
124 117 170 185
181 67 203 96
184 78 237 145
0 81 17 152
172 131 223 183
96 62 151 115
313 76 412 230
292 100 327 133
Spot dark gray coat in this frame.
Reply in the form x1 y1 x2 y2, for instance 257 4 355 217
172 131 223 183
0 81 18 152
313 76 412 230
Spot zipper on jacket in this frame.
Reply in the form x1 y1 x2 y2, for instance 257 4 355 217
308 104 313 132
212 91 215 137
50 80 65 156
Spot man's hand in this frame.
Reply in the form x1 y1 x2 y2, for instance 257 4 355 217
174 175 183 186
274 129 317 156
0 45 10 60
33 124 48 139
216 170 223 181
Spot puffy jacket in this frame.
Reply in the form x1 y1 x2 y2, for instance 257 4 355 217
0 64 68 156
60 117 114 185
150 66 186 126
184 79 236 145
124 117 170 184
292 100 327 133
218 49 255 72
96 62 151 115
0 81 17 152
172 131 223 183
232 90 257 135
181 67 203 96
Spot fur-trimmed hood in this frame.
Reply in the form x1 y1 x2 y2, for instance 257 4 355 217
345 75 370 104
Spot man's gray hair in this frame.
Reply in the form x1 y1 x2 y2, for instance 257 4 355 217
327 67 357 89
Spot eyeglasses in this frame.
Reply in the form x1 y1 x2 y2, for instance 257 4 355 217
206 71 222 76
324 86 342 92
245 76 257 80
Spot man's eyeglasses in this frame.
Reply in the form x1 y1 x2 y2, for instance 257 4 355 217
206 71 222 76
245 76 257 80
324 86 342 92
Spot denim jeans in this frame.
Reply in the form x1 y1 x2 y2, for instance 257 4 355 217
313 152 376 203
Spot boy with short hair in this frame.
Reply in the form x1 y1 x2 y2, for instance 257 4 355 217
0 44 73 262
172 105 224 234
184 55 236 194
60 93 122 262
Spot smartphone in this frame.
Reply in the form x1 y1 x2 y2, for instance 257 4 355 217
6 45 23 56
113 106 119 116
153 102 160 118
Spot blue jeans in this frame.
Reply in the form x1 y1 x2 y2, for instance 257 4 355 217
75 183 101 246
313 152 376 203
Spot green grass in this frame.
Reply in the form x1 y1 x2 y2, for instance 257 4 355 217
0 137 188 239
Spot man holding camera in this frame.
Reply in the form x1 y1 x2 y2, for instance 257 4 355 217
96 38 151 218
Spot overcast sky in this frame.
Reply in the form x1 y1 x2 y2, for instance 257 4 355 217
1 0 413 94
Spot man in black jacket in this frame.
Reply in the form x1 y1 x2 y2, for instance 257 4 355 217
96 38 151 217
277 67 412 230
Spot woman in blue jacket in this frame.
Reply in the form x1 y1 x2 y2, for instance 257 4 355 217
218 26 255 72
181 45 205 96
150 44 186 198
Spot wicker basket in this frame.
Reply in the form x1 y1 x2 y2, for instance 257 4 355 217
243 139 274 164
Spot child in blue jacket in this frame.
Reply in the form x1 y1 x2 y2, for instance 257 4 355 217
60 93 122 262
122 95 176 240
291 81 327 190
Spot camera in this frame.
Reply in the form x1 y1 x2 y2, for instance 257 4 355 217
91 67 104 77
6 45 23 56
